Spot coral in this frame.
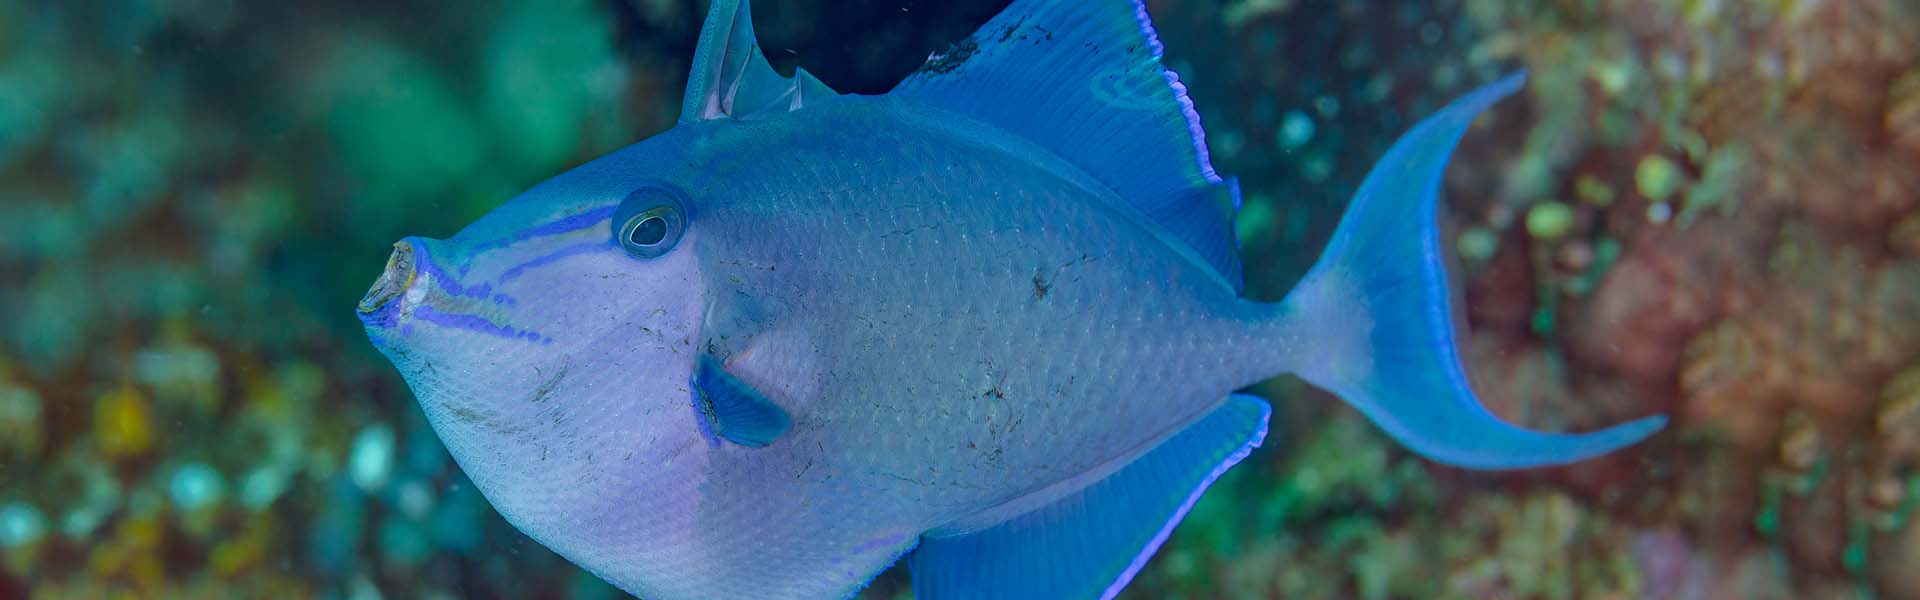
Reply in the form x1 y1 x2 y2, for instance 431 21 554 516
1893 68 1920 159
0 374 43 460
1894 214 1920 257
1439 0 1920 596
1883 367 1920 456
93 387 156 461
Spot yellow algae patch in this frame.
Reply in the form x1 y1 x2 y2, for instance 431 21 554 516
95 386 155 459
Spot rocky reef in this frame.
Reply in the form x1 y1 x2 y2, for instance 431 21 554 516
1128 0 1920 597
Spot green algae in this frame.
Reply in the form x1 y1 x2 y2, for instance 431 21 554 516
1527 201 1577 239
1634 154 1683 203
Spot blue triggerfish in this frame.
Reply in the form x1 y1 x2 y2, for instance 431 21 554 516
355 0 1667 597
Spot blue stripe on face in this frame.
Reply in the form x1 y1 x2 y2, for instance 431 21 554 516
358 292 403 329
412 304 552 344
411 249 519 307
496 241 612 284
397 205 619 345
466 205 619 257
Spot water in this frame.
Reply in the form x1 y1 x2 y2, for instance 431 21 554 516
3 0 1918 597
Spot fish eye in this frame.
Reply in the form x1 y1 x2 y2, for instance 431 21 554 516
628 214 669 246
614 186 687 259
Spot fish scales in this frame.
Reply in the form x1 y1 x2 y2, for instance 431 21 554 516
693 99 1267 511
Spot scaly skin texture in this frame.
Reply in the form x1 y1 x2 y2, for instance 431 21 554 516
683 94 1292 585
368 94 1291 599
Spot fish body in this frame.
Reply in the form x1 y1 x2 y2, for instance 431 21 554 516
356 1 1666 598
678 95 1274 493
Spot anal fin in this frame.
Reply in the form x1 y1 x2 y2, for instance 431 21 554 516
909 394 1270 599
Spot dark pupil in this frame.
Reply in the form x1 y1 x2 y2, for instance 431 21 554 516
629 216 668 246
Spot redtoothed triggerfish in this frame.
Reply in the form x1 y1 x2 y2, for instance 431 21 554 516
355 0 1665 597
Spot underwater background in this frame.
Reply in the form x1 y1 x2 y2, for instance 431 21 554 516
2 0 1918 598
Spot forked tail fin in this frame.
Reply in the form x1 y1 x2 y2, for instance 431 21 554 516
1276 72 1665 469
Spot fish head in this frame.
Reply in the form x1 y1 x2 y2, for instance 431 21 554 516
355 135 717 552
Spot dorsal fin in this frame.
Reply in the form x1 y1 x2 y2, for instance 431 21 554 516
681 0 840 123
890 0 1243 292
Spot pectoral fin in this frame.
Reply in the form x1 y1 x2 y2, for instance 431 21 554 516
692 353 792 447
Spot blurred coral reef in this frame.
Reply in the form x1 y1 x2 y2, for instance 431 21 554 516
1138 0 1920 597
0 0 1915 598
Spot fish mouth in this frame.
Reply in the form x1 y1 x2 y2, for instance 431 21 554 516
359 241 416 315
355 238 551 344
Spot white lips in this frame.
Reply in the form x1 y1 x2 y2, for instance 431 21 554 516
401 269 431 320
